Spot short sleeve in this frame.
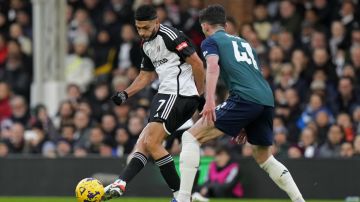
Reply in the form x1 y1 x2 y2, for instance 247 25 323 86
140 47 155 71
173 32 196 58
201 37 219 58
159 25 196 59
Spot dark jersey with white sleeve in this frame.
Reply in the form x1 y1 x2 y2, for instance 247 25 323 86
141 24 199 96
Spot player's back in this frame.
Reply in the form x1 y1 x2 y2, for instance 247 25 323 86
203 30 274 107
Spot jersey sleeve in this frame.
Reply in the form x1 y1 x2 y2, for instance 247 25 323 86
140 47 155 71
201 37 219 58
159 25 196 59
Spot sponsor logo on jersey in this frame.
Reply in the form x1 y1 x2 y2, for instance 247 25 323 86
153 58 168 67
176 42 188 51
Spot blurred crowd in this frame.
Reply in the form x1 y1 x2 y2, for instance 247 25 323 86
0 0 360 160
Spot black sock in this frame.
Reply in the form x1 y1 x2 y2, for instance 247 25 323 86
155 154 180 193
120 152 148 183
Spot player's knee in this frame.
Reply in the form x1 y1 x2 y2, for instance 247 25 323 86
143 137 161 153
253 146 271 164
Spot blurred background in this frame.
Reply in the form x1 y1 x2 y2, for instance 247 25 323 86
0 0 360 200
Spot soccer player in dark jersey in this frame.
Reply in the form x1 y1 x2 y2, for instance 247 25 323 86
176 5 305 202
103 5 205 201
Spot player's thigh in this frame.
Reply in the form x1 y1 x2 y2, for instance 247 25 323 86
142 122 168 148
188 118 224 144
149 93 199 135
214 94 263 137
245 106 274 147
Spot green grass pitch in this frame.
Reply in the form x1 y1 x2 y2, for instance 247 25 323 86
0 197 343 202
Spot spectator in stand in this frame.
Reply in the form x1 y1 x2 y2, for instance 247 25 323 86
15 10 32 38
9 23 31 55
101 113 118 146
284 88 302 140
340 142 354 158
331 77 359 116
278 0 302 35
336 112 355 142
73 110 92 148
298 127 317 158
194 146 243 199
309 48 338 84
288 146 303 159
297 93 334 130
225 17 238 37
329 21 348 63
314 110 332 145
278 31 295 60
268 46 285 78
0 81 12 123
273 116 290 158
0 141 9 157
316 124 344 158
89 81 113 122
53 100 75 129
108 0 134 25
181 0 204 49
336 1 357 34
113 24 141 74
350 46 360 86
66 83 82 108
1 40 31 99
32 104 58 141
156 5 173 27
8 95 31 128
114 127 132 157
65 34 94 91
113 102 131 127
86 127 105 154
23 121 47 154
5 123 25 153
59 124 76 147
253 4 271 42
56 139 72 157
93 29 115 81
351 28 360 47
126 115 144 151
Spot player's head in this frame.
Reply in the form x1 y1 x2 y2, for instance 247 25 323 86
134 5 159 40
199 4 226 36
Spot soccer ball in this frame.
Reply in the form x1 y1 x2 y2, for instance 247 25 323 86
75 178 104 202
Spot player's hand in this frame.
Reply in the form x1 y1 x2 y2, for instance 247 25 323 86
200 100 216 122
232 130 247 145
111 91 128 105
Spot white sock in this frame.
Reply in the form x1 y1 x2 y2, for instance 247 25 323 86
177 131 200 202
260 155 305 202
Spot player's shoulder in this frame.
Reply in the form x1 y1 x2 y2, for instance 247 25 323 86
159 24 181 41
201 36 217 47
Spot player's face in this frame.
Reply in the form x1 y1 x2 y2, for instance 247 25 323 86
201 22 211 37
135 19 159 40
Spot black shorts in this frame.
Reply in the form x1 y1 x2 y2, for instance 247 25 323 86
149 93 199 134
215 94 274 146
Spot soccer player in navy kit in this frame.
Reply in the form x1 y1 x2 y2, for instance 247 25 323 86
104 5 205 201
176 5 305 202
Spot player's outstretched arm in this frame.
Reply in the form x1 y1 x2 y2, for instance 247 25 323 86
111 70 154 105
201 55 220 122
186 52 205 95
124 70 154 97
